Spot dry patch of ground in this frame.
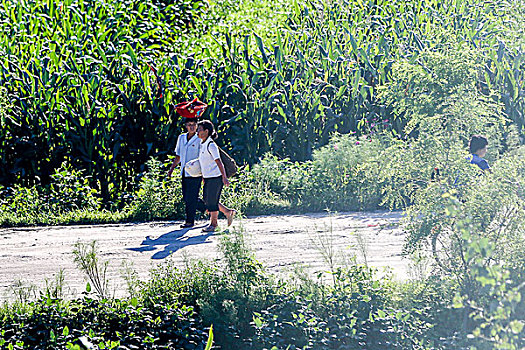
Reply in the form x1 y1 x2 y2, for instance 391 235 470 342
0 211 411 301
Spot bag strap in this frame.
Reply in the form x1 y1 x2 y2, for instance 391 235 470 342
207 140 220 158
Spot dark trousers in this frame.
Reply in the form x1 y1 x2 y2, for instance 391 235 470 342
203 176 223 212
182 176 206 224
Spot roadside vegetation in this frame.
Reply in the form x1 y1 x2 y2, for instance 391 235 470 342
2 214 524 349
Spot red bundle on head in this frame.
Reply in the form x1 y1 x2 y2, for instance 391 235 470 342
175 98 208 119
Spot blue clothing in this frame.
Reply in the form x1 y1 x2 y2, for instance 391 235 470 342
467 154 490 171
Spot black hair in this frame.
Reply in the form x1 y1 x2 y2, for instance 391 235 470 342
197 120 218 140
469 135 488 154
181 117 198 125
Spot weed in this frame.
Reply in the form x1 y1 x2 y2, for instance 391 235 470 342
72 241 110 299
353 229 369 268
120 260 141 298
8 279 37 305
42 269 68 300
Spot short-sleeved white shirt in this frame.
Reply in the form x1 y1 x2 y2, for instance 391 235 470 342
199 138 222 178
175 133 201 177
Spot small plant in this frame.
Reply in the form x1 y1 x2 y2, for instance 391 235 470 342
49 163 101 212
120 260 141 298
308 219 341 285
72 241 110 299
218 227 266 297
354 229 369 268
42 269 67 300
8 279 37 305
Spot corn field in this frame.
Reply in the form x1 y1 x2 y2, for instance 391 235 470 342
0 0 523 203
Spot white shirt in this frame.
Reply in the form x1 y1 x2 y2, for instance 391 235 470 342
199 138 222 178
175 133 201 177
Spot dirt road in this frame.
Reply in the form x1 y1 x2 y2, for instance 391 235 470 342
0 211 410 301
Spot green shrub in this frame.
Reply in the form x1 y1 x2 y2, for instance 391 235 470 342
307 133 384 211
0 163 109 226
49 163 101 212
251 265 435 349
128 158 185 221
140 228 270 348
220 164 293 216
375 45 512 208
404 148 525 278
0 297 208 349
426 196 525 349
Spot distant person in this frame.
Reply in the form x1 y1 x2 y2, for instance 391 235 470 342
467 135 490 172
197 120 235 232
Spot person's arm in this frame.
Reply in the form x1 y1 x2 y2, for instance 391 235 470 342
168 135 183 177
214 158 230 186
167 155 181 177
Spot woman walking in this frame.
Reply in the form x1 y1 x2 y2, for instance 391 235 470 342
167 116 206 228
197 120 235 232
168 116 235 229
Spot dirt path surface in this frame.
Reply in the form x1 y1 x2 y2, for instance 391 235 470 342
0 211 410 301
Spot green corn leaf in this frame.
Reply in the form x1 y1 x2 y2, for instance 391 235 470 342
254 33 268 64
205 325 214 350
126 43 138 67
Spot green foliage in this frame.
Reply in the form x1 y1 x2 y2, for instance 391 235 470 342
128 158 184 221
381 44 505 142
403 149 525 278
6 223 525 349
0 163 122 226
218 164 293 216
377 46 509 209
0 0 208 203
49 163 101 212
235 135 384 213
308 134 384 211
0 297 208 349
140 229 270 348
426 196 525 349
72 241 110 299
2 0 524 210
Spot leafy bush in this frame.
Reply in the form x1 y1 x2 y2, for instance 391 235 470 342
0 163 111 226
307 133 384 211
49 163 101 212
251 265 434 349
140 229 270 348
377 45 510 208
418 196 525 349
0 297 208 349
128 158 185 221
219 163 293 216
403 148 525 279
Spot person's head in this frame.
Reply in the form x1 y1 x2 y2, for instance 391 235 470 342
182 118 198 134
469 135 488 157
197 120 217 141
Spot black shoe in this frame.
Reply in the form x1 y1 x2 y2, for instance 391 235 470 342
180 222 194 228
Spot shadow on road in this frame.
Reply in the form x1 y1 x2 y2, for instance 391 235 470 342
127 225 213 259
